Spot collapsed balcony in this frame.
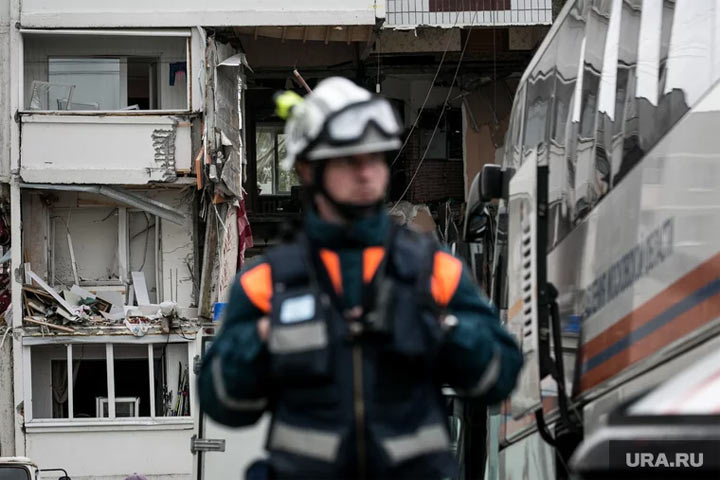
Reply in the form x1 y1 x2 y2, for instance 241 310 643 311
19 186 198 338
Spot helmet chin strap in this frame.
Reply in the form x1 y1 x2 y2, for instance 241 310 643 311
311 162 383 221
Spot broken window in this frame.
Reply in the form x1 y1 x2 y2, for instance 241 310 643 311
417 107 463 160
29 342 190 420
256 125 300 195
24 32 188 111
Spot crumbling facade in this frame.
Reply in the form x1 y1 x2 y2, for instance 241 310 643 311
0 0 551 478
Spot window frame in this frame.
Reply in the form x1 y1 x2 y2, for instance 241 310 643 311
19 29 192 115
23 334 195 429
256 124 299 196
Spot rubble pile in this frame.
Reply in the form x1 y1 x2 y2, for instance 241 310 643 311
21 268 198 336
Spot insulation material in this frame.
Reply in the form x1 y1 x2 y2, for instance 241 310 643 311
237 198 253 271
205 39 245 196
197 205 220 321
216 206 238 304
151 126 178 182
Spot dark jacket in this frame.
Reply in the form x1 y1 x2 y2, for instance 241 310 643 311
198 210 522 479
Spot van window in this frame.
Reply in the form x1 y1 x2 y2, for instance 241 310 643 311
611 0 643 186
504 85 526 169
523 43 556 152
572 0 611 222
547 0 587 249
0 467 32 480
659 0 717 132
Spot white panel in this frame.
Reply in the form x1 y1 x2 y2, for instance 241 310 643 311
202 415 270 479
191 29 205 113
67 344 73 419
19 0 378 27
26 428 194 478
106 344 115 419
497 431 556 480
20 115 193 184
148 344 156 418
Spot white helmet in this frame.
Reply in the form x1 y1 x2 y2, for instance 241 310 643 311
280 77 403 170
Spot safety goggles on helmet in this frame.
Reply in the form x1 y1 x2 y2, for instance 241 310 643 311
305 97 402 152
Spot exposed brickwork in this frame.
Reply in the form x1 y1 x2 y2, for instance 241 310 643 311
399 131 465 204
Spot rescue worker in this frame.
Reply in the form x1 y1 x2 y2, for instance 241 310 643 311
198 77 522 479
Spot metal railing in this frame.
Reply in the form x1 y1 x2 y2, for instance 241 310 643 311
385 0 552 27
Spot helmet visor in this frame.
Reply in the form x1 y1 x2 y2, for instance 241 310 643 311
323 98 402 145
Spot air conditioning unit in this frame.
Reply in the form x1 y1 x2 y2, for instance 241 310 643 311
96 397 140 417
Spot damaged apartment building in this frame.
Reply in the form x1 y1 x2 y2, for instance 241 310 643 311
0 0 551 478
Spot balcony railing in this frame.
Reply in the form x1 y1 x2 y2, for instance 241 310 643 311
385 0 552 27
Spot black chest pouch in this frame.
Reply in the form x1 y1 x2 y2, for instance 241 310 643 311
362 228 444 358
268 286 334 385
265 239 337 386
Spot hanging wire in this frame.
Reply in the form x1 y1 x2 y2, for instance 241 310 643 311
389 9 463 168
391 10 479 212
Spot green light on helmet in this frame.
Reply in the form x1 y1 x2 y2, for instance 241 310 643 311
274 90 304 120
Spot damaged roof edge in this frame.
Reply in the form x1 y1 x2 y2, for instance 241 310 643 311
19 183 187 226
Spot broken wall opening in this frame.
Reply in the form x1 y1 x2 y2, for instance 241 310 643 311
20 186 197 333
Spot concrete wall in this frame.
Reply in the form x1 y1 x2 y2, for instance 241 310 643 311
144 189 195 308
20 115 193 184
19 0 378 28
0 327 15 456
0 0 11 181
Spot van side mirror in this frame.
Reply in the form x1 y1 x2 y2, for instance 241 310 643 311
464 173 485 242
37 468 71 480
479 164 515 202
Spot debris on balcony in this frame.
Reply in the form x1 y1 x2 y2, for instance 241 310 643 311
21 265 198 336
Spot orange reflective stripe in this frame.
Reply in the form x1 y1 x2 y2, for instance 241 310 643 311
431 251 463 307
363 247 385 283
240 263 273 313
319 249 343 294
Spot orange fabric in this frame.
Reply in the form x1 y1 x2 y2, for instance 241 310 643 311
431 251 463 307
240 263 272 313
363 247 385 283
319 249 343 294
